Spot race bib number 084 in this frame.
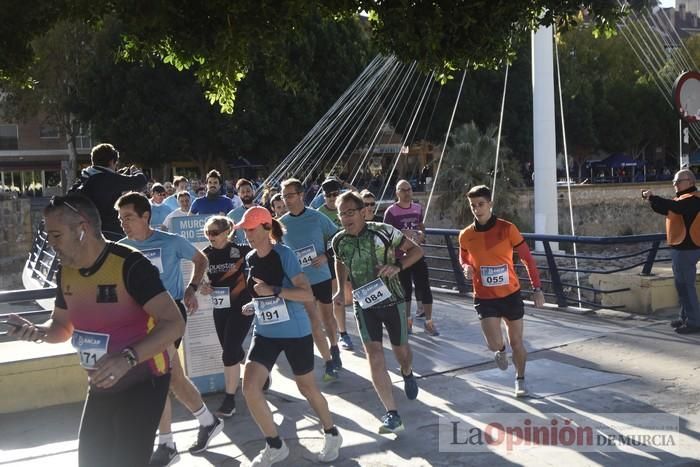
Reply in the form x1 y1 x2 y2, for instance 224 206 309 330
353 278 392 309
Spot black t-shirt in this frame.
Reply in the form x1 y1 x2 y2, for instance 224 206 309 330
203 242 251 303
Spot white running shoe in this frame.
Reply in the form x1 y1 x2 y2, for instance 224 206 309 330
494 350 508 371
514 378 529 398
251 440 289 466
318 431 343 462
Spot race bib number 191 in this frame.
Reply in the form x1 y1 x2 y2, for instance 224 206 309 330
71 330 110 370
353 278 392 309
254 296 291 325
480 264 509 287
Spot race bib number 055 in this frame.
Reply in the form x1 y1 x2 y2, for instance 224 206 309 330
254 296 291 325
480 264 509 287
353 278 392 309
71 329 110 369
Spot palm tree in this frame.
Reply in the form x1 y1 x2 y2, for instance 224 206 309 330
434 121 524 226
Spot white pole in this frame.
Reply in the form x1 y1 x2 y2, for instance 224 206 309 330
532 25 559 250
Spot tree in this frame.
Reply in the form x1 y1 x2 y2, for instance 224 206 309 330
434 122 524 226
1 1 626 112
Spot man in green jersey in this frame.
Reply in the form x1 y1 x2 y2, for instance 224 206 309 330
331 191 421 434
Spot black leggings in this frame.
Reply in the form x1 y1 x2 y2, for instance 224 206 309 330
398 257 433 305
78 373 170 467
213 297 254 366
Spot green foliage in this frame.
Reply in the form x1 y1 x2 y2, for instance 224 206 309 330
0 1 625 112
435 122 525 226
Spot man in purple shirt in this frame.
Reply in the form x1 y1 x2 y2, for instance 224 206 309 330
383 179 439 336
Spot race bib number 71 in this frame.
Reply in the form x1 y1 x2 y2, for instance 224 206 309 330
71 330 110 369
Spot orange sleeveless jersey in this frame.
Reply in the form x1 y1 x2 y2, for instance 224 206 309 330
458 218 524 299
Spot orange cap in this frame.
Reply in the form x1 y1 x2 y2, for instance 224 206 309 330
233 206 272 230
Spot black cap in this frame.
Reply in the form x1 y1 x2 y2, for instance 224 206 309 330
321 178 342 194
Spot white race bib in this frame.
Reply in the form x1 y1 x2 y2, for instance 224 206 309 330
211 287 231 309
480 264 509 287
294 245 317 268
254 296 290 325
353 278 392 309
71 330 110 369
141 248 164 273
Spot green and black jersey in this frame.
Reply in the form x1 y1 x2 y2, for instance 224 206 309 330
331 222 406 309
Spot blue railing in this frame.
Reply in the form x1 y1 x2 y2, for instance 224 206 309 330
422 228 670 309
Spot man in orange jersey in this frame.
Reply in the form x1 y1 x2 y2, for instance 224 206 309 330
642 168 700 334
458 185 545 398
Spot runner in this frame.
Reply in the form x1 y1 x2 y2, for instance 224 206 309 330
115 192 223 464
199 216 254 417
280 178 342 381
383 179 439 336
237 206 342 465
270 193 286 218
190 170 234 215
458 185 546 398
226 178 257 244
7 194 184 467
332 191 420 434
316 178 355 351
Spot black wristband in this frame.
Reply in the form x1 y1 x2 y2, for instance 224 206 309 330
272 286 282 297
188 283 198 292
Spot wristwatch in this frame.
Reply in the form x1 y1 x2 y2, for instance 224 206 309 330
188 283 198 292
272 286 282 297
122 347 138 368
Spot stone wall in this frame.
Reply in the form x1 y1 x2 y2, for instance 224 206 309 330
0 197 34 290
420 182 671 236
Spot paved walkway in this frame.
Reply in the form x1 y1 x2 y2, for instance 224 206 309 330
1 292 699 466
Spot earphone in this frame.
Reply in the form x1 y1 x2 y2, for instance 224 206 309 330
79 230 85 242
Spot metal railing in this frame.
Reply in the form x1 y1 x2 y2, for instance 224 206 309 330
422 228 670 309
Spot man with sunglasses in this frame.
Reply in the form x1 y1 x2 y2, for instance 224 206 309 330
280 178 342 381
642 168 700 334
332 191 421 434
7 194 185 467
115 192 224 464
361 190 382 222
383 180 439 336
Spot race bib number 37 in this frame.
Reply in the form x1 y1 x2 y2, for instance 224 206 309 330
211 287 231 309
480 264 509 287
353 278 392 309
71 330 110 369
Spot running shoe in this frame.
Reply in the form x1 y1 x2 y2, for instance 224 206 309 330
263 375 272 391
424 319 440 336
330 345 343 369
514 378 529 398
378 412 405 434
415 310 426 320
675 324 700 334
670 319 685 329
216 395 236 418
251 440 289 466
339 333 354 350
494 349 509 371
188 417 223 454
322 362 338 383
318 431 343 462
403 372 419 400
149 443 179 466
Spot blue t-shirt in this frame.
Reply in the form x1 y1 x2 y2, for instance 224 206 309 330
150 202 173 228
246 243 310 339
279 208 338 285
190 195 234 215
227 204 250 245
118 230 197 300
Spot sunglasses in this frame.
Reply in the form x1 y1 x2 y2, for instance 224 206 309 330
364 202 376 207
325 191 340 197
205 229 224 237
49 196 80 214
